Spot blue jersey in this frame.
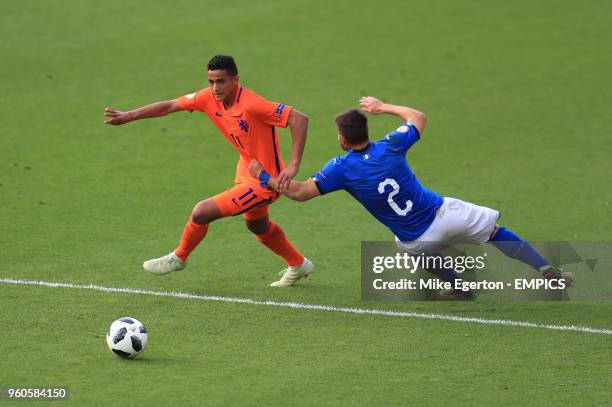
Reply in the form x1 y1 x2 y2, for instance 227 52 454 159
312 123 443 241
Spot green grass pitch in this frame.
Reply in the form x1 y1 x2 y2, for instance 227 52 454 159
1 0 611 405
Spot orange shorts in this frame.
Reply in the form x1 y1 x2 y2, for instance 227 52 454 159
212 181 279 221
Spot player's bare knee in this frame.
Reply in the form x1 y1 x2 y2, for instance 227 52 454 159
246 218 270 235
190 208 208 225
191 199 221 225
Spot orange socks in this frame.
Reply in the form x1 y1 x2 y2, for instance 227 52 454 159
256 221 304 267
175 220 209 261
174 219 302 266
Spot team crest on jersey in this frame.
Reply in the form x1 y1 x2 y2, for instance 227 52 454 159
363 153 371 160
238 119 249 132
274 103 286 118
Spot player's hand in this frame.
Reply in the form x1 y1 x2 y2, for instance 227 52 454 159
104 107 132 125
359 96 385 115
248 159 264 178
277 163 298 192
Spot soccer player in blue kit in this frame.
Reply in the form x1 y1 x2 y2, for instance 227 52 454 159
249 96 574 290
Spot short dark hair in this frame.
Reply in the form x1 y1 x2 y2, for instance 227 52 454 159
334 109 369 145
207 55 238 76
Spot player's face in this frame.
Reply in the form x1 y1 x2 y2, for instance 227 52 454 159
207 70 239 103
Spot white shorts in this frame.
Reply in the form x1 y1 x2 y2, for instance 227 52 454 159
396 197 500 255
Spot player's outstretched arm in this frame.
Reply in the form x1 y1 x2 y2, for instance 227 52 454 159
272 178 320 202
278 109 309 192
359 96 427 134
249 159 320 202
104 99 183 125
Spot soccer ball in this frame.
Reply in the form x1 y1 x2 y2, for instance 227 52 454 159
106 317 148 359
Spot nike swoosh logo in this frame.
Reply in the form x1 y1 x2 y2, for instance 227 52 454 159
215 112 222 116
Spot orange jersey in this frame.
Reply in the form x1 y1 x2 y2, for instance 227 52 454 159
176 85 292 183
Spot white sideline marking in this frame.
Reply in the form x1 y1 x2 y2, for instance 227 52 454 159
1 277 611 335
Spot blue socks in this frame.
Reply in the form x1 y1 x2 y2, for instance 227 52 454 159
490 226 548 270
424 226 550 283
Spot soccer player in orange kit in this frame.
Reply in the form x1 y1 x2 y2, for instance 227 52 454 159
104 55 313 287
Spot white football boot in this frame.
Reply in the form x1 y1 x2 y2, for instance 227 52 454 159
143 252 186 275
270 258 314 287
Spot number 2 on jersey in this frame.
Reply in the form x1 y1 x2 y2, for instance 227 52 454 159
378 178 413 216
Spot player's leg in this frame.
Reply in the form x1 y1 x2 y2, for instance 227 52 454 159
423 253 462 283
489 225 573 282
244 206 312 287
245 206 304 266
438 197 572 283
396 231 473 299
425 253 475 300
143 198 222 275
174 198 222 260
